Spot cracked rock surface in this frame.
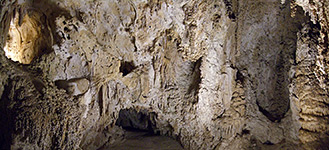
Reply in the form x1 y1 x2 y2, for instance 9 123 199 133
0 0 329 149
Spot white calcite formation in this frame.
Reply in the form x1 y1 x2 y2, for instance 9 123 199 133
0 0 329 149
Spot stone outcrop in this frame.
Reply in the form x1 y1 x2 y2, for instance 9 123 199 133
0 0 329 149
3 5 52 64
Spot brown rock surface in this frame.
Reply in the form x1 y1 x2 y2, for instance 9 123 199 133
0 0 329 149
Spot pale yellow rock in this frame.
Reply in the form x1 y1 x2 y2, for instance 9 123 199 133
4 7 52 64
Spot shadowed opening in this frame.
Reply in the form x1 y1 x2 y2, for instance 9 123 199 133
106 109 183 150
120 61 136 76
115 109 157 133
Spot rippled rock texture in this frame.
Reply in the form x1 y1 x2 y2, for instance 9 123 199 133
0 0 329 149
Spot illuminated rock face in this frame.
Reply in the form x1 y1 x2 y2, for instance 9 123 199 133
290 1 329 148
0 0 329 150
4 8 52 64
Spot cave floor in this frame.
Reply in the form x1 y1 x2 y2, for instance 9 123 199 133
100 130 184 150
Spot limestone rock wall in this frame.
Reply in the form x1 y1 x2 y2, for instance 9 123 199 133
0 0 328 149
291 0 329 148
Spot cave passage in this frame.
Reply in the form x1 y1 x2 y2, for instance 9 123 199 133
115 109 158 133
104 109 183 150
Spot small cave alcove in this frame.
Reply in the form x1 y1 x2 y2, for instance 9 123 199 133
119 61 136 76
106 108 183 150
115 108 158 134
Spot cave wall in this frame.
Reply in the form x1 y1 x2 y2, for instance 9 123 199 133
0 0 329 149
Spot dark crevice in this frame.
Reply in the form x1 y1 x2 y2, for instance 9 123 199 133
120 61 136 76
187 57 202 101
98 85 103 116
115 109 158 134
241 129 250 135
0 81 14 150
236 70 244 84
256 100 280 122
54 80 70 93
263 140 274 145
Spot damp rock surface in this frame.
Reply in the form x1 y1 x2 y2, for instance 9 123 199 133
0 0 329 150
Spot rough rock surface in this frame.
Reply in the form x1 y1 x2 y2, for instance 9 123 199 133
0 0 329 149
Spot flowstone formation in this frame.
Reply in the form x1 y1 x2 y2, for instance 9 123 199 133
0 0 329 149
3 5 52 64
